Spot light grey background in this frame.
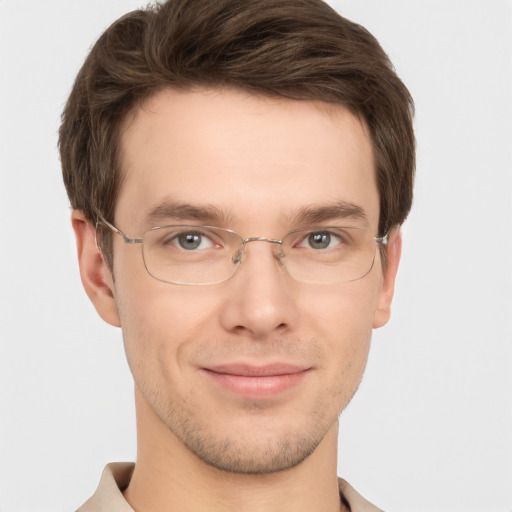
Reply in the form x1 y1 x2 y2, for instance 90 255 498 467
0 1 511 511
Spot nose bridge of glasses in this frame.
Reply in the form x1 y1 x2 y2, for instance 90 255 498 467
231 237 283 264
243 236 282 245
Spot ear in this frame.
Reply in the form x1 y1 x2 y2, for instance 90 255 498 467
71 210 121 327
372 227 402 329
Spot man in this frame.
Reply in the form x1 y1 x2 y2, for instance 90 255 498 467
59 0 414 510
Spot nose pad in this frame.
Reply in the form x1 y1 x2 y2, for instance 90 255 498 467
232 240 285 270
232 248 243 264
274 246 285 261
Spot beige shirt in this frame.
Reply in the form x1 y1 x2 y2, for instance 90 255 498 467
77 463 383 512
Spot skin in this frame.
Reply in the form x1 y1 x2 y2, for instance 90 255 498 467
72 87 401 512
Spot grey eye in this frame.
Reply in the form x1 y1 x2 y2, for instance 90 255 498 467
307 231 332 249
177 233 204 250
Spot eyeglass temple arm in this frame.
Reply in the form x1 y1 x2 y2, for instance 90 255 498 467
95 213 143 244
375 232 389 246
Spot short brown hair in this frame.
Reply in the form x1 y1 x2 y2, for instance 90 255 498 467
59 0 415 266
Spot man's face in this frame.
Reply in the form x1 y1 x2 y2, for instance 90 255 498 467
95 88 397 473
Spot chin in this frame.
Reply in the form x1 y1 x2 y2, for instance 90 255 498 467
181 430 323 475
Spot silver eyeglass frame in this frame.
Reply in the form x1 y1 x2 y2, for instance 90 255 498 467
95 213 389 286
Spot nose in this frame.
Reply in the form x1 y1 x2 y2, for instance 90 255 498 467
218 240 299 339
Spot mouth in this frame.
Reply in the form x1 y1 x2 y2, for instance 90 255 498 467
200 363 312 399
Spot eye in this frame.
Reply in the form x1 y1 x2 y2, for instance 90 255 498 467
299 230 342 250
173 231 215 251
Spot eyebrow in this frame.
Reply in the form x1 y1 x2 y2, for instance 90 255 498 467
142 198 367 229
142 199 234 228
288 201 368 226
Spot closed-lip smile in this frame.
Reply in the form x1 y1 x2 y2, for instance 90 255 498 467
201 363 312 399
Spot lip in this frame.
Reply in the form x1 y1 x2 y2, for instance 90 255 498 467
201 363 311 399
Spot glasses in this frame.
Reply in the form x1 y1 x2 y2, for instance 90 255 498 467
97 215 388 286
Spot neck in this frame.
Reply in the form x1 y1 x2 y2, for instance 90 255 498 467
123 390 345 512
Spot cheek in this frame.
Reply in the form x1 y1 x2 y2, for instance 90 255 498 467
303 280 378 379
306 277 380 336
114 273 217 381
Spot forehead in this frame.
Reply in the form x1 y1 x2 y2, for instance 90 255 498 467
117 87 379 232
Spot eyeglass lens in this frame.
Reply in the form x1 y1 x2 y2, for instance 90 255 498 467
140 225 378 285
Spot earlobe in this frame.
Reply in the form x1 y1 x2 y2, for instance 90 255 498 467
71 210 121 327
372 227 402 329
